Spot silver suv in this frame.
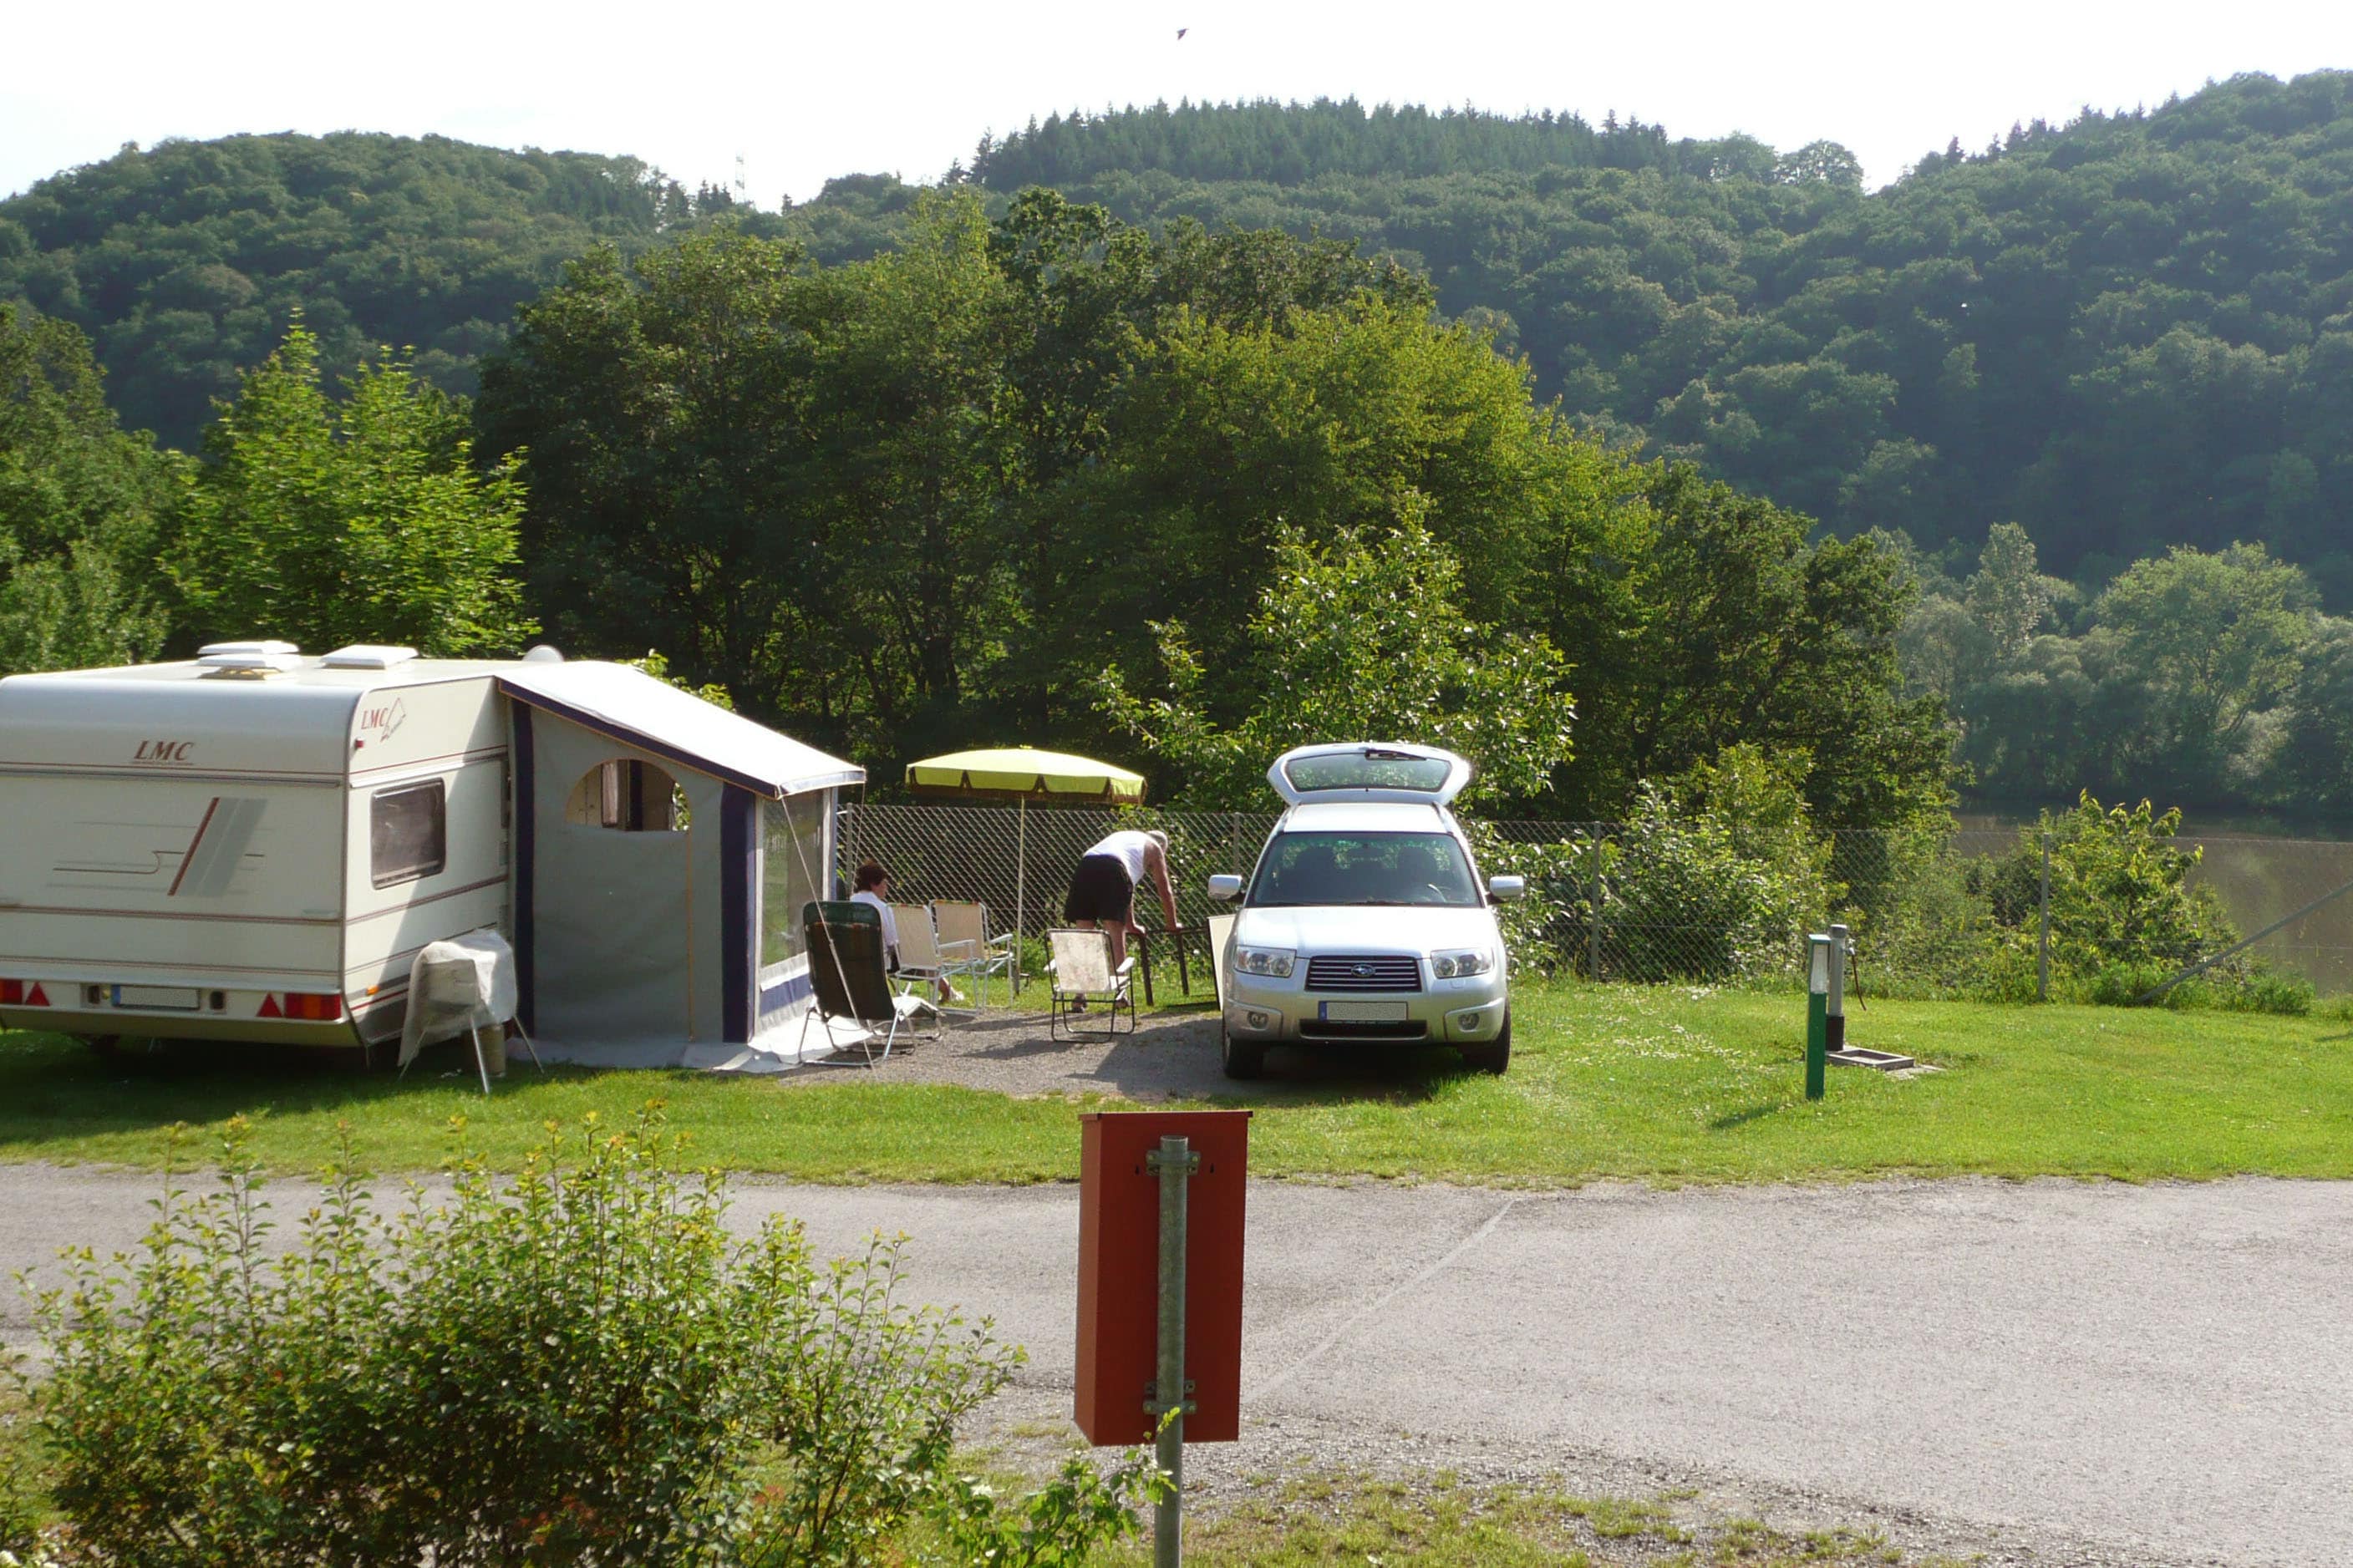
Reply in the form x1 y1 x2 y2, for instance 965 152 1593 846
1209 743 1522 1078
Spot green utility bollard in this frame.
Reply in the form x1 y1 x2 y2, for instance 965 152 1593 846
1805 932 1830 1101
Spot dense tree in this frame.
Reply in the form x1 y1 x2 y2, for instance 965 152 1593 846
795 73 2353 598
2094 543 2315 786
1095 507 1574 808
480 195 1947 821
0 303 175 674
17 72 2353 606
1899 532 2350 809
1549 466 1955 826
0 134 684 447
175 322 533 656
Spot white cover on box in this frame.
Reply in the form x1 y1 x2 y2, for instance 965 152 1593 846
399 931 519 1069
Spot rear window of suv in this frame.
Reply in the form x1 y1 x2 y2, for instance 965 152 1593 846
1280 749 1454 794
1248 831 1480 907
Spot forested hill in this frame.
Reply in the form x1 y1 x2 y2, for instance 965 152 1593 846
907 74 2353 598
966 99 1863 188
9 74 2353 598
0 134 697 445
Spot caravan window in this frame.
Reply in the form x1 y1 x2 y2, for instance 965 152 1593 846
761 793 830 973
370 782 446 888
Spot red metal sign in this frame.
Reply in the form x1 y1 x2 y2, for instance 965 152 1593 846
1075 1109 1250 1445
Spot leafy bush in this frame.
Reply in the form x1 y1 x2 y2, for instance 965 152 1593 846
1973 795 2234 974
1596 788 1823 982
0 1386 42 1562
28 1110 1160 1566
1468 749 1833 983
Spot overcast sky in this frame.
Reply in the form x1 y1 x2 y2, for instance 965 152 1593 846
7 1 2351 205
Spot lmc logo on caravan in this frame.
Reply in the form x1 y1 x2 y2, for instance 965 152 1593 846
358 698 409 742
134 739 194 765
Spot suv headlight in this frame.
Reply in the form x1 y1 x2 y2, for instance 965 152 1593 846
1431 949 1494 979
1235 946 1296 978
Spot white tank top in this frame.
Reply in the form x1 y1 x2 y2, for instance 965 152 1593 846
1085 830 1154 884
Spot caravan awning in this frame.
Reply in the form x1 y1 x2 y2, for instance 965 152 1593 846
496 663 863 799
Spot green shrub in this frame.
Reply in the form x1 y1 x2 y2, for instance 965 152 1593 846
29 1110 1160 1566
1596 795 1817 982
1977 795 2236 975
0 1390 41 1563
1468 748 1834 984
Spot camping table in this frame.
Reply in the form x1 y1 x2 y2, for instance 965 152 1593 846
1131 926 1211 1007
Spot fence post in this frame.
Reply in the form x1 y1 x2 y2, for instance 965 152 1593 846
2037 832 2051 1003
1586 831 1605 982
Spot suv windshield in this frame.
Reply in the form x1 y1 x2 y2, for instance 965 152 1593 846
1248 832 1481 907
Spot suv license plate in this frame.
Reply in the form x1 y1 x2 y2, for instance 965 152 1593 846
1320 1001 1409 1022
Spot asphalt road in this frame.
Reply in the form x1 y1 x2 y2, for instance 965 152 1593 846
3 1166 2345 1567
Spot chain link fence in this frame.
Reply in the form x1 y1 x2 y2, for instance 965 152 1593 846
837 804 2353 1002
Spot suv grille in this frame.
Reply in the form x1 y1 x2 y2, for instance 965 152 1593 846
1304 956 1422 992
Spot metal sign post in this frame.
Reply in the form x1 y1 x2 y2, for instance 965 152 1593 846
1075 1110 1252 1568
1146 1135 1197 1566
1806 932 1830 1100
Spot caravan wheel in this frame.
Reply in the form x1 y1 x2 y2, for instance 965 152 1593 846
78 1034 167 1067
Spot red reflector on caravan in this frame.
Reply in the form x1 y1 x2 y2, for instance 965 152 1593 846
258 993 282 1018
0 980 45 1007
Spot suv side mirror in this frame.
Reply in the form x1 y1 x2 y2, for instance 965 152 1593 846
1487 875 1526 903
1207 874 1244 901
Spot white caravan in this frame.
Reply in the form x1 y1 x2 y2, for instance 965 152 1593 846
0 643 861 1062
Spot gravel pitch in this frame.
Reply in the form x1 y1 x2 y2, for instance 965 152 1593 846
784 1002 1470 1098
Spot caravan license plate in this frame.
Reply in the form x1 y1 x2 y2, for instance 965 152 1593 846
113 986 201 1012
1320 1001 1409 1022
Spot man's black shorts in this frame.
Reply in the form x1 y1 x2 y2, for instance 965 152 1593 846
1063 854 1135 923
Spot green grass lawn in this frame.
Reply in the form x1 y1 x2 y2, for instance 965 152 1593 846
1085 1470 1969 1567
0 983 2347 1181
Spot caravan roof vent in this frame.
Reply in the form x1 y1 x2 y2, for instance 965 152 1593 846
197 649 302 677
322 644 419 670
198 640 300 658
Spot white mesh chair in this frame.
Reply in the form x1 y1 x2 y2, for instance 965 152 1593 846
1046 927 1136 1041
933 900 1017 1005
891 903 970 1022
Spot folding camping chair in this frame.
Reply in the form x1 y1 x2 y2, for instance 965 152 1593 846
804 901 938 1067
889 903 972 1022
1046 927 1136 1041
932 900 1017 1006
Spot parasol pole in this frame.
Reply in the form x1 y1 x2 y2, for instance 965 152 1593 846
1015 798 1029 995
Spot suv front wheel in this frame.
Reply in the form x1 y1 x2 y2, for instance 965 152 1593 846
1456 1009 1511 1075
1221 1028 1267 1080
